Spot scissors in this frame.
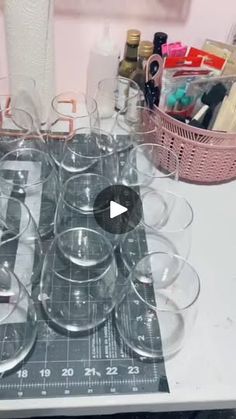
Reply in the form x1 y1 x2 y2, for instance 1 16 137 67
145 54 164 109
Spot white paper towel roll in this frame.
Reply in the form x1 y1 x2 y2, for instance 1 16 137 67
4 0 55 124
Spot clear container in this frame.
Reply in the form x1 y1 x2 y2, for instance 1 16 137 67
96 77 140 118
121 143 179 191
0 265 37 374
0 148 58 237
40 228 122 333
112 105 157 151
120 190 193 273
95 77 140 150
59 127 118 184
0 107 46 157
0 75 42 131
0 196 42 287
47 91 99 167
115 252 200 359
54 173 118 247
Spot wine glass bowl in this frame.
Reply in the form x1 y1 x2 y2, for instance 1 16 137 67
40 227 121 333
0 196 42 287
0 148 58 237
115 252 200 359
0 265 37 374
47 91 99 167
121 143 179 190
59 127 118 185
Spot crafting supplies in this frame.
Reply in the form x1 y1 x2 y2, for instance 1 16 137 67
187 47 227 75
202 39 236 76
213 82 236 132
185 75 236 119
190 82 227 129
159 56 209 113
162 42 188 58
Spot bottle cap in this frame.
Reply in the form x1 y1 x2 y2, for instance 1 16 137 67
153 32 168 45
139 41 153 58
127 29 141 46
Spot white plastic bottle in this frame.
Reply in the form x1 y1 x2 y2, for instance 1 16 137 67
86 25 120 100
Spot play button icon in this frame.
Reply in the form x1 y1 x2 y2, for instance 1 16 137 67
110 201 128 219
94 185 142 235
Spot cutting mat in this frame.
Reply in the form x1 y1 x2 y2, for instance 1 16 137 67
0 144 169 399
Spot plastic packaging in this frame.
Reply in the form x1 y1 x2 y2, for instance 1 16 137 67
159 57 206 114
187 47 226 75
86 25 120 99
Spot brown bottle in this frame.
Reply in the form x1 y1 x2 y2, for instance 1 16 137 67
119 29 141 79
131 40 154 95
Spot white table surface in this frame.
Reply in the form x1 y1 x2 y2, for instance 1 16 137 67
1 179 236 417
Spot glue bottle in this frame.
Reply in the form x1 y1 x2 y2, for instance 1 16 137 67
86 24 120 99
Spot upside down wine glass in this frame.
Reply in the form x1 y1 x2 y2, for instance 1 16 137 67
47 91 99 166
40 227 124 333
0 265 37 374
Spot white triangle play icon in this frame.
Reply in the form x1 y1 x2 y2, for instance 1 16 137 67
110 201 128 219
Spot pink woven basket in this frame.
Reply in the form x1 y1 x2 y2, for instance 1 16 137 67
150 106 236 184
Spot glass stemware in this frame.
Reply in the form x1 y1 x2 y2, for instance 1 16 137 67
0 75 43 131
112 105 157 152
96 77 140 119
0 148 58 237
47 91 99 166
121 143 179 191
0 107 46 157
54 173 118 247
59 127 118 185
115 252 200 359
120 190 193 274
0 265 37 374
0 196 42 287
95 77 140 151
40 227 122 333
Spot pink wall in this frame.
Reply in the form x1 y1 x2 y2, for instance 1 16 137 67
54 0 236 92
1 0 236 92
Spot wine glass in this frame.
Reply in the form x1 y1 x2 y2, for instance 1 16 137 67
54 173 118 247
40 227 123 333
96 77 140 119
96 77 140 151
47 91 99 166
120 190 193 274
0 75 42 131
0 148 58 237
0 196 43 287
0 106 46 157
0 265 37 374
59 127 118 184
115 252 200 359
121 143 179 191
112 105 157 152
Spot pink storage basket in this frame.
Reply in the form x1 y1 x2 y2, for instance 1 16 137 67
151 106 236 184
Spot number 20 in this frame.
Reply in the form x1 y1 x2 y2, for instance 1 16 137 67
62 368 74 377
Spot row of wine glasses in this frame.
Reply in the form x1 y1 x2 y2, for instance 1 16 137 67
0 75 200 376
